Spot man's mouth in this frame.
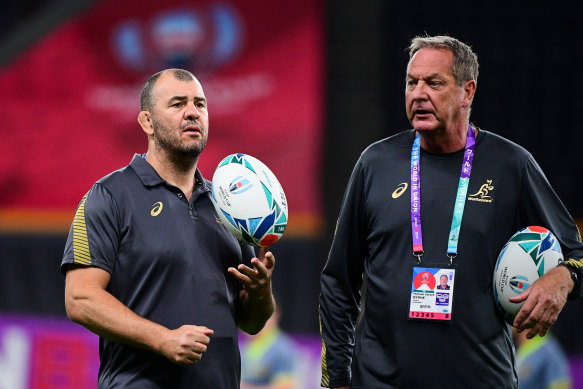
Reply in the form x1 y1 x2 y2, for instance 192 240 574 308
182 124 201 134
414 109 432 116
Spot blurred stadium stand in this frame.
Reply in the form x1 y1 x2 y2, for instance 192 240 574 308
0 0 98 67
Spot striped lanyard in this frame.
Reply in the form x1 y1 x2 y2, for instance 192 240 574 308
410 126 476 264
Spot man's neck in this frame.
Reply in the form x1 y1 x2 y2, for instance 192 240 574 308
145 149 198 201
417 122 472 154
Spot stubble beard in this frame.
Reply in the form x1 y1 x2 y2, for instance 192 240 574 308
152 116 207 170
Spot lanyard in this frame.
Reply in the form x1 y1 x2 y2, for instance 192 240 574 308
410 126 476 264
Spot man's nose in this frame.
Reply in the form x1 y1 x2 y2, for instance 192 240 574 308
184 103 200 120
411 82 428 100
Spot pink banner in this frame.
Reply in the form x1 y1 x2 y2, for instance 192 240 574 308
0 314 99 389
0 0 323 235
0 314 322 389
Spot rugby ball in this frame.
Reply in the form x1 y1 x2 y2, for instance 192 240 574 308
493 226 563 325
211 153 288 247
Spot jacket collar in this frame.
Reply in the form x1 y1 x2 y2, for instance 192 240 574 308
129 154 211 192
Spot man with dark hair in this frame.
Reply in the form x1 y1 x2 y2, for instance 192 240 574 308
319 35 583 388
62 68 276 389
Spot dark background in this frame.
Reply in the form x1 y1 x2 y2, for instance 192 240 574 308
1 0 582 354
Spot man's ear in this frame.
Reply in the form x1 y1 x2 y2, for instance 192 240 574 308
462 80 477 108
138 111 154 135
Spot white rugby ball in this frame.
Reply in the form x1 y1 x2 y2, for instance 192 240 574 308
493 226 563 325
211 153 288 247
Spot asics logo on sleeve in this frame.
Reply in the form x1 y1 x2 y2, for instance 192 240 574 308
392 183 408 199
151 202 163 216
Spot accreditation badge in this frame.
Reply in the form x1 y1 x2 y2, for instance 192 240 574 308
408 266 456 321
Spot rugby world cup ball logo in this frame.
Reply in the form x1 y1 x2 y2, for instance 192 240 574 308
509 275 530 294
229 176 252 194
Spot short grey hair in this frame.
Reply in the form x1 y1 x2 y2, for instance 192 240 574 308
408 35 479 87
140 68 196 111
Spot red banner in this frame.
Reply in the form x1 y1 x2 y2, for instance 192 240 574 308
0 0 323 235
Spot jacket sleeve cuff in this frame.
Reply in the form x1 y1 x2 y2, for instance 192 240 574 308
323 376 351 388
560 259 583 300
